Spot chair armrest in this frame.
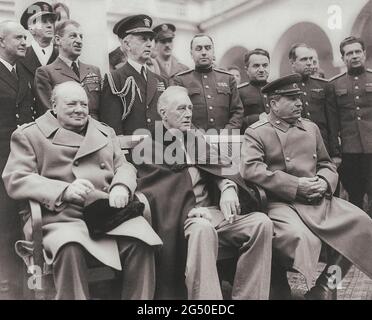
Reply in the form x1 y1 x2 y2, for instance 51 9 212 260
29 200 44 270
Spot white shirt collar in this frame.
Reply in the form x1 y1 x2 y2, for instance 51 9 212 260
31 39 54 66
0 56 15 72
58 55 79 68
127 58 146 75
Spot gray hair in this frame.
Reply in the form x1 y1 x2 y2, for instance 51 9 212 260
157 86 189 114
51 81 86 106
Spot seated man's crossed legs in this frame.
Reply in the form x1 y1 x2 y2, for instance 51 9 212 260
184 207 273 300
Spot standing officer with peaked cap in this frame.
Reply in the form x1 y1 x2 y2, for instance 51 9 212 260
100 15 167 136
238 48 270 134
18 2 58 79
153 23 188 82
328 36 372 217
289 43 339 159
171 34 243 132
240 73 372 300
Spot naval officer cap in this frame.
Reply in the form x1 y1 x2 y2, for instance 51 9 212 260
262 73 303 96
113 14 154 39
153 23 176 41
20 1 57 30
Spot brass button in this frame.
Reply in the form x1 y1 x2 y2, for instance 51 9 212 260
285 157 290 162
73 160 79 166
302 83 305 87
357 117 361 121
354 76 359 80
303 92 307 96
356 107 360 111
207 95 211 99
209 106 213 110
205 85 209 89
307 112 311 117
305 102 309 105
275 120 280 124
100 163 106 169
15 114 19 119
147 118 151 123
203 75 207 79
263 94 267 98
356 96 360 100
313 154 317 159
210 118 214 123
355 86 359 90
266 104 269 108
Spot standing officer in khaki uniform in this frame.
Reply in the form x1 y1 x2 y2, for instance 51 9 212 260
329 36 372 216
289 43 339 158
238 49 270 133
171 34 243 132
240 73 372 300
153 23 188 83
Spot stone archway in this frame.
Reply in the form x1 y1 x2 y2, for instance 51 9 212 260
352 0 372 66
219 46 249 82
272 22 337 79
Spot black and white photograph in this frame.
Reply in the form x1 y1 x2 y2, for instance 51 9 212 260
0 0 372 305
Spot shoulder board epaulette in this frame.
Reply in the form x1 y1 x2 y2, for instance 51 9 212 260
174 68 193 77
213 68 232 75
366 68 372 73
249 119 269 129
329 71 346 82
310 75 329 82
237 82 250 89
18 122 35 130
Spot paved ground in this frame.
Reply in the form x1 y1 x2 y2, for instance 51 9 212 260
289 264 372 300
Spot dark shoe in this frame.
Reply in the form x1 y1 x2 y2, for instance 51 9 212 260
305 284 337 300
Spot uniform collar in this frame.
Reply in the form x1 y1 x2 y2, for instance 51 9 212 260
195 65 213 73
127 58 146 75
0 56 15 72
58 55 79 68
268 112 306 132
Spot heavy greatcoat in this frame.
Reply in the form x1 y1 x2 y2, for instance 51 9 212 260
2 111 160 270
240 113 372 286
34 57 102 119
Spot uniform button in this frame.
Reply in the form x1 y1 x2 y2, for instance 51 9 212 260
355 76 359 80
17 125 20 128
355 86 359 90
100 163 106 169
203 75 208 79
313 154 317 159
356 96 360 100
102 186 108 192
73 160 79 166
356 107 360 111
275 120 280 124
209 106 213 110
305 102 309 106
31 106 34 110
34 111 37 114
210 118 214 123
15 114 19 119
146 105 149 109
302 83 305 87
15 104 18 108
264 95 267 98
266 104 269 108
307 112 311 117
207 95 211 99
285 157 290 162
205 85 209 89
357 117 361 121
303 92 307 96
147 118 151 123
32 116 35 120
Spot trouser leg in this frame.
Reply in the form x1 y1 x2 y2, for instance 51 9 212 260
118 237 155 300
362 154 372 218
184 217 221 300
339 154 365 209
53 243 89 300
217 212 273 300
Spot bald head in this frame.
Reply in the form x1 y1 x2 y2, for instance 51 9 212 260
0 20 27 64
51 82 89 132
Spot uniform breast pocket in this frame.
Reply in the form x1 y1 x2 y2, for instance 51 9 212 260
216 87 231 107
84 82 101 92
335 88 352 108
365 86 372 103
310 90 325 100
188 87 204 104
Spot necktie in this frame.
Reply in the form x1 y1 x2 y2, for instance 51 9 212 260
11 67 18 80
141 66 147 81
71 61 80 78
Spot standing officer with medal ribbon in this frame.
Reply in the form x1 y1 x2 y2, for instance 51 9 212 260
34 20 102 119
100 15 167 136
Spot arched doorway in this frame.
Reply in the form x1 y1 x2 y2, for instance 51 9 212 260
219 46 249 82
272 22 337 79
352 0 372 66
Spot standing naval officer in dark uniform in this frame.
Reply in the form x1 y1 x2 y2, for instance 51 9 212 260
100 15 167 135
171 34 243 132
238 49 270 133
153 23 188 83
329 36 372 216
289 43 340 159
